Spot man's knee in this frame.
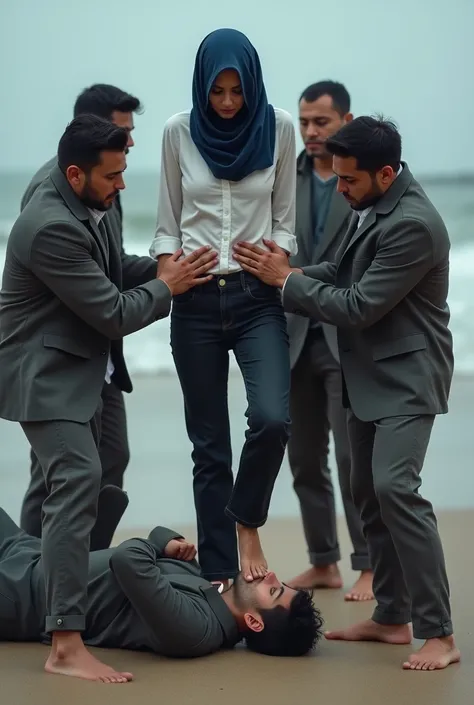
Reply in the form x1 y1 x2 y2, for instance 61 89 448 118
372 471 410 518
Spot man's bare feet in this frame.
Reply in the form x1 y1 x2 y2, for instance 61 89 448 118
325 618 412 645
402 636 461 671
344 570 374 602
237 525 267 582
45 632 133 683
287 563 343 590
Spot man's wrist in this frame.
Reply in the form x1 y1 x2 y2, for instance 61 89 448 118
158 277 174 296
276 268 292 289
280 268 302 293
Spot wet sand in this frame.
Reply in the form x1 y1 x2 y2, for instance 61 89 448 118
0 372 473 704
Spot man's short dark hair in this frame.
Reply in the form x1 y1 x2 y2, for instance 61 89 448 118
57 114 128 174
326 115 402 173
73 83 143 120
245 589 323 657
299 80 350 116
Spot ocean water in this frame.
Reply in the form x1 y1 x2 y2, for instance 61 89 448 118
0 170 473 375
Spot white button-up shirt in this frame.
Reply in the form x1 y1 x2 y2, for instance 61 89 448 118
88 208 115 384
149 108 297 273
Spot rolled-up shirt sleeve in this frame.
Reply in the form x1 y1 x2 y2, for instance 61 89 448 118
149 120 183 259
271 111 297 257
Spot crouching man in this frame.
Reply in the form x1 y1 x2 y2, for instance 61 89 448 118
0 503 323 682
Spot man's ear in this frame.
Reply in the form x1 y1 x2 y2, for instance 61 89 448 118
244 611 264 633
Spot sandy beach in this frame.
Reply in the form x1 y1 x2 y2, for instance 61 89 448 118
0 370 473 704
2 370 473 529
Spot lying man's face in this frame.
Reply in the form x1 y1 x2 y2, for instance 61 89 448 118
230 571 322 656
233 571 296 614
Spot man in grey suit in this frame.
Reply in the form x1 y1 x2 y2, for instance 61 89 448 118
20 84 147 549
0 114 217 682
233 116 460 671
286 81 372 601
0 506 322 671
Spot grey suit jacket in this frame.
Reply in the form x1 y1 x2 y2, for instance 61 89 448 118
286 150 352 367
283 163 454 421
0 165 171 423
20 156 158 393
0 511 239 657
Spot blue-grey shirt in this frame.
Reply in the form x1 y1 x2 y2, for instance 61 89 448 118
312 171 337 246
310 172 337 330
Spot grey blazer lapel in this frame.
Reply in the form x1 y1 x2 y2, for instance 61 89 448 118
87 215 111 275
171 575 240 647
200 585 240 647
342 163 413 256
50 165 110 271
295 155 313 262
345 208 377 253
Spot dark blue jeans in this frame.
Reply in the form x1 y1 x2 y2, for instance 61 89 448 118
170 271 291 581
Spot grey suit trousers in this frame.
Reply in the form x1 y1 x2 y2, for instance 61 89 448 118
347 411 453 639
20 401 103 633
288 329 369 570
20 381 129 550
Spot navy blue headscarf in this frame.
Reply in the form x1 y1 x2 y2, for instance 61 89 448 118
190 28 276 182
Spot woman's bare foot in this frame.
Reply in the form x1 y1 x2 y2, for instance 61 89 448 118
402 636 461 671
325 618 412 645
237 525 267 582
287 564 343 590
344 570 374 602
45 632 133 683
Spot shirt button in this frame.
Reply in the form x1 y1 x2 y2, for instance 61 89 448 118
57 618 63 626
218 279 226 287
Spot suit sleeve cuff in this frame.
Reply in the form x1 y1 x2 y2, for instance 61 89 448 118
147 526 185 555
281 271 295 295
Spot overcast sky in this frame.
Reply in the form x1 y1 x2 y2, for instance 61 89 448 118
1 0 471 175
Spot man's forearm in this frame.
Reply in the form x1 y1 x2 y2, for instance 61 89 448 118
302 261 337 285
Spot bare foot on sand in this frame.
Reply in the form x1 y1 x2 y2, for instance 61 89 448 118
287 564 343 590
325 618 412 645
344 570 374 602
237 525 267 582
45 632 133 683
402 636 461 671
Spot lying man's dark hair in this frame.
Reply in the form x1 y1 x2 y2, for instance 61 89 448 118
245 589 324 657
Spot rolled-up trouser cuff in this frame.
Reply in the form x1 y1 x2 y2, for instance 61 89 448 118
351 552 371 571
46 614 86 633
372 606 411 626
412 620 454 640
225 507 267 529
309 548 341 567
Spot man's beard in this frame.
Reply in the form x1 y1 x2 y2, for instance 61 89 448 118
349 178 384 211
80 180 117 211
305 141 327 158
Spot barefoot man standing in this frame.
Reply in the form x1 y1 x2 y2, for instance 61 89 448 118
0 115 217 682
233 115 460 671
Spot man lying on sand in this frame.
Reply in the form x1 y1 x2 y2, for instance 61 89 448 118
0 489 323 683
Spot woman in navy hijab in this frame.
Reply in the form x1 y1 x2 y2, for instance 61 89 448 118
150 28 297 587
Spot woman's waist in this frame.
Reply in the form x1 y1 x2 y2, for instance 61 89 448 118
180 231 269 261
